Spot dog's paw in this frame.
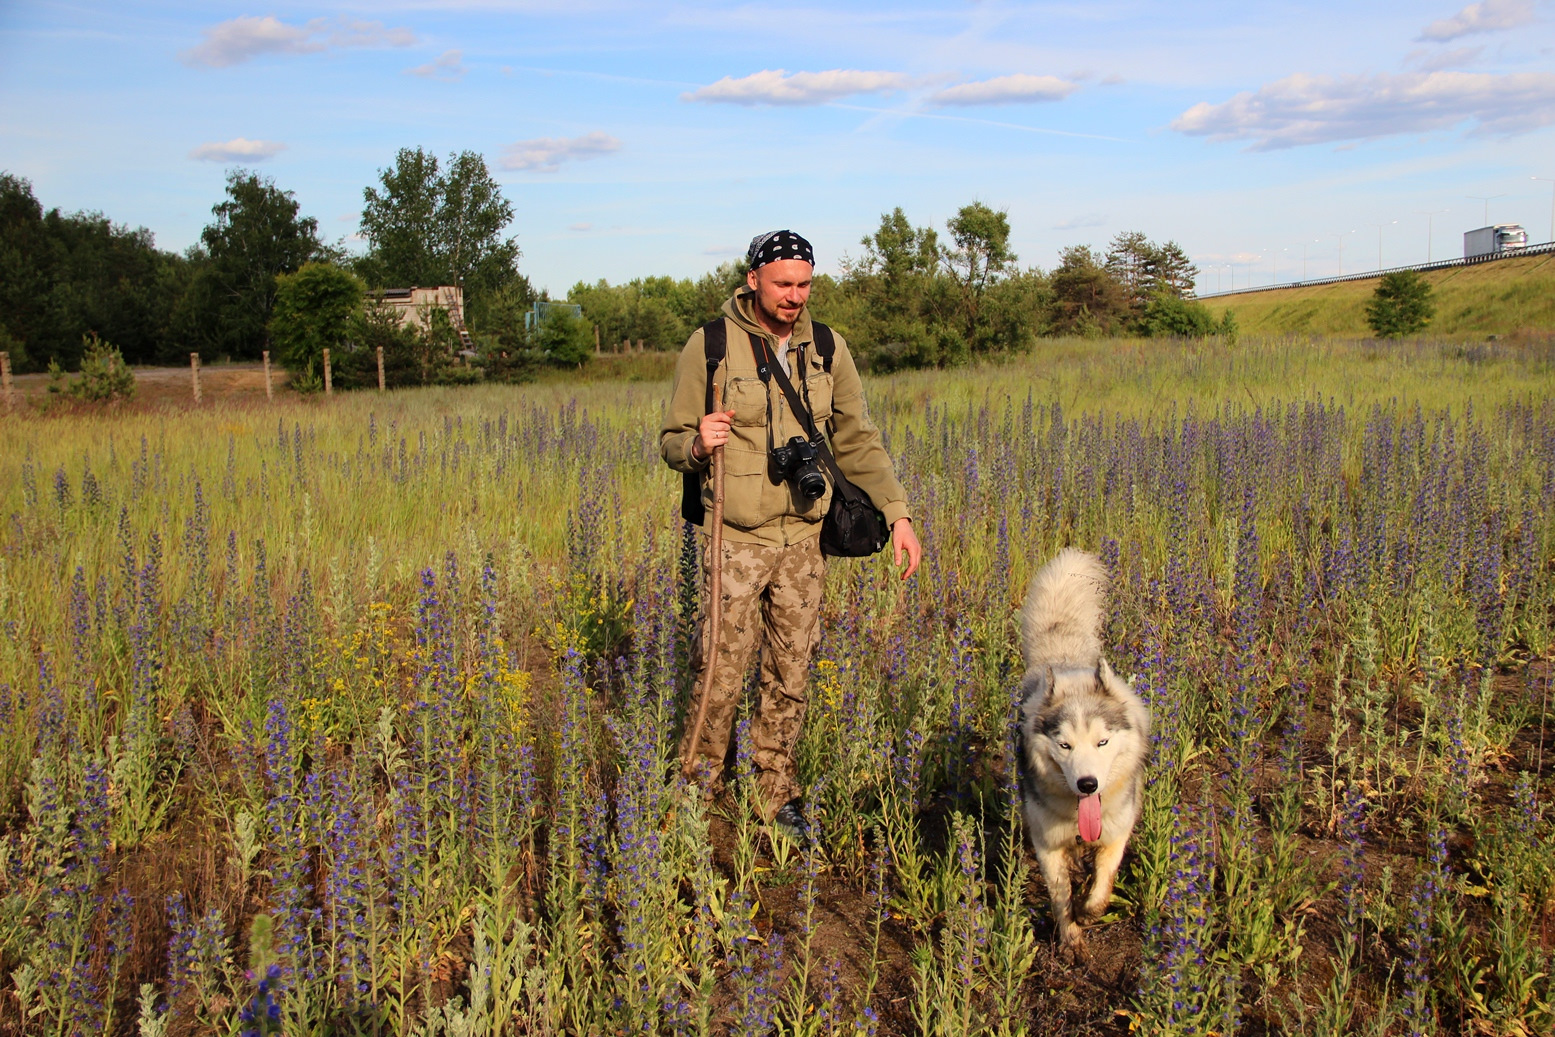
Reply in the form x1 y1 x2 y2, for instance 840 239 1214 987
1054 930 1089 966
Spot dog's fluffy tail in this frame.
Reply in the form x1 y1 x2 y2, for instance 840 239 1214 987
1020 548 1109 670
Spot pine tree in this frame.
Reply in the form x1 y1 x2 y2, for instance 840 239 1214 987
1365 271 1434 338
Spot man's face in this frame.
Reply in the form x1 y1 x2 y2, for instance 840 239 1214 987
747 259 813 328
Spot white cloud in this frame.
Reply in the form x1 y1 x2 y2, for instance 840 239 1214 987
500 132 621 172
407 49 466 80
927 74 1078 106
1409 45 1487 72
188 138 287 162
1418 0 1535 42
569 222 593 231
181 15 416 68
684 69 912 106
1172 70 1555 150
1052 213 1106 231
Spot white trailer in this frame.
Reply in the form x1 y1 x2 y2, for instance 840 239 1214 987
1464 224 1528 258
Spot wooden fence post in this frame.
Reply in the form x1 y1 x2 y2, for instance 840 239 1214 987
636 339 645 354
594 324 601 356
1 352 12 409
190 353 202 404
621 338 629 354
323 348 333 395
263 350 273 400
377 346 385 391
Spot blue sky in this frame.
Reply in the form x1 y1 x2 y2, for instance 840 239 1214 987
3 1 1553 295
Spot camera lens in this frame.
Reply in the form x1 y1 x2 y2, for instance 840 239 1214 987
796 466 827 500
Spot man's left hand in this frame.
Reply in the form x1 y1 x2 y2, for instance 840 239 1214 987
891 518 922 581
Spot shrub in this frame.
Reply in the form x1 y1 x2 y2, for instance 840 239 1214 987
1366 270 1434 338
53 333 136 401
1218 309 1238 344
1140 295 1217 338
530 308 594 367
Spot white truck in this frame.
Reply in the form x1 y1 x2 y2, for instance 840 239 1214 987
1463 224 1528 259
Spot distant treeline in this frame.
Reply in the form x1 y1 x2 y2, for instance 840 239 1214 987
1 160 1232 378
1 151 539 375
573 206 1234 370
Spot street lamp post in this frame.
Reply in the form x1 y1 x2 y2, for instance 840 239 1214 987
1467 194 1507 227
1333 230 1354 277
1415 209 1449 262
1533 177 1555 244
1369 220 1397 271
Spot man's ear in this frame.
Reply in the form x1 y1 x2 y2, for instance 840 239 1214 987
746 268 759 290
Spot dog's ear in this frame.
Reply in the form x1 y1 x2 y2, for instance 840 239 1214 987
1095 658 1114 685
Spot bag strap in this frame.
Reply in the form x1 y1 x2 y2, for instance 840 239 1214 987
751 332 868 505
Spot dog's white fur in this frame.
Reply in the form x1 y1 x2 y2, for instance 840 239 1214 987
1015 548 1150 956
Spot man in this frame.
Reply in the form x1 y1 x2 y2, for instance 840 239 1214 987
660 230 922 830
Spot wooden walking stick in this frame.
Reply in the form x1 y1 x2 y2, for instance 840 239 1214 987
682 384 725 783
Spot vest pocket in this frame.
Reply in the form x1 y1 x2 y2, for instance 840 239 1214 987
804 371 834 425
717 445 771 530
726 376 767 427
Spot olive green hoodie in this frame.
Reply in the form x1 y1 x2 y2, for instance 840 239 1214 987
660 289 911 547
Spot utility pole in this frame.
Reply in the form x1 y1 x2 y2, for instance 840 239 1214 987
1415 209 1448 262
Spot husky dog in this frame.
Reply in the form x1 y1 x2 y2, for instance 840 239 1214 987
1015 548 1150 958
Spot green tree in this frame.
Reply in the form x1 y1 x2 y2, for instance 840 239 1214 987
1105 232 1199 320
189 170 322 360
944 202 1018 346
358 148 521 321
1365 270 1434 338
1050 245 1129 336
0 173 191 369
268 263 365 380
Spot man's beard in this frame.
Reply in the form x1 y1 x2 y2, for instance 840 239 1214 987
757 296 799 326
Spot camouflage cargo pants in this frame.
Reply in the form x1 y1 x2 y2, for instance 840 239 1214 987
680 534 825 820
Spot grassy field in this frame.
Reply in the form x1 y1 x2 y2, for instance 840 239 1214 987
0 337 1552 1036
1208 250 1555 339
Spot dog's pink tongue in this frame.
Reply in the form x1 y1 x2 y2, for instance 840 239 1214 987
1078 794 1103 843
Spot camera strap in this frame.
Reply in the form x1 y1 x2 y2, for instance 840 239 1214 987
752 330 865 505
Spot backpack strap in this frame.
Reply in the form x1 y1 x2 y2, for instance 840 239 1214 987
811 321 835 372
701 317 726 411
681 318 727 527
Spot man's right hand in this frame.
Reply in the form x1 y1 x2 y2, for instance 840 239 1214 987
692 409 736 461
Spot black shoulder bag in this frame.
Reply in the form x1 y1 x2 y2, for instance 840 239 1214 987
758 326 890 558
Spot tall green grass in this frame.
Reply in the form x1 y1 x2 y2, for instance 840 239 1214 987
0 335 1551 1036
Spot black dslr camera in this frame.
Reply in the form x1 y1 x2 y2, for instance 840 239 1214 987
771 436 829 500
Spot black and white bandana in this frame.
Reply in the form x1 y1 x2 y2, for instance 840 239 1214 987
747 229 814 270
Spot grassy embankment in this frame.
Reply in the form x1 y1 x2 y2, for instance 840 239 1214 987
1209 248 1555 338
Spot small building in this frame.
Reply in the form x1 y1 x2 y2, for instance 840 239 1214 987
369 286 473 351
369 286 465 330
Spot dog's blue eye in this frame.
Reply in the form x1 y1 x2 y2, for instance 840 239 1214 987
1097 739 1108 747
1057 741 1071 750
